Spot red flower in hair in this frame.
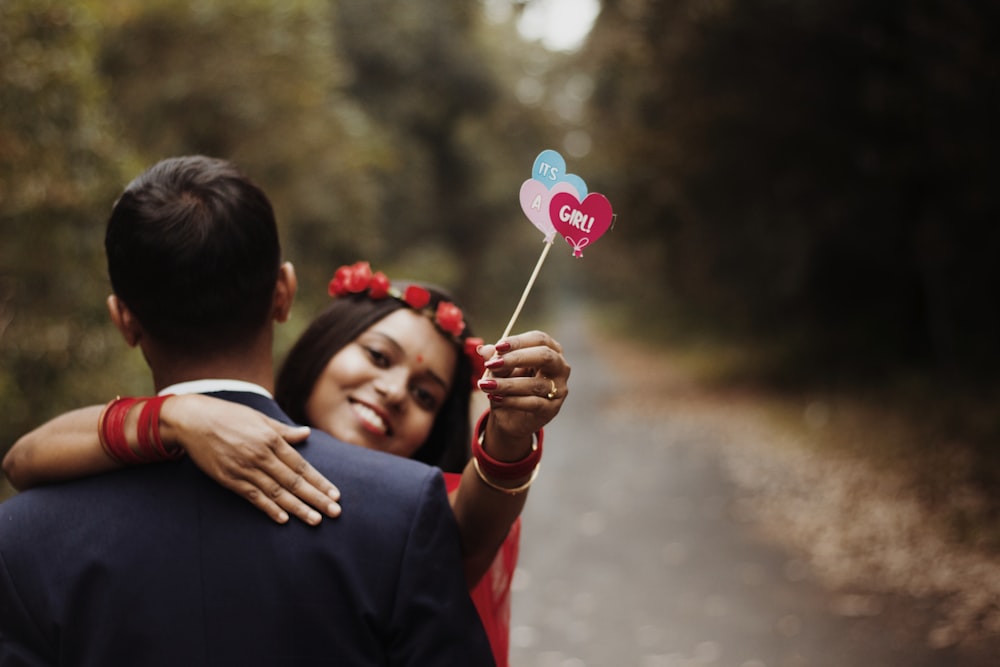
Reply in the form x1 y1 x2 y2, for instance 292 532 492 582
343 261 372 293
328 261 372 296
435 301 466 338
464 337 486 387
327 269 347 296
329 262 483 389
402 285 431 310
369 271 391 299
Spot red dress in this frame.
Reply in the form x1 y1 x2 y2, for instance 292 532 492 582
443 472 520 667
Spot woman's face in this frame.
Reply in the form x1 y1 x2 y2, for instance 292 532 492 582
304 308 458 459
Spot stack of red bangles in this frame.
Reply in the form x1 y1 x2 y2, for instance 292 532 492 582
470 410 543 495
97 395 183 465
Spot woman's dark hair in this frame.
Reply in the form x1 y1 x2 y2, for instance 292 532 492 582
275 284 474 473
105 155 281 356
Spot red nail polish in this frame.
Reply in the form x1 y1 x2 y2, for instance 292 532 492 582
488 394 504 403
485 357 505 369
477 379 498 391
495 341 512 353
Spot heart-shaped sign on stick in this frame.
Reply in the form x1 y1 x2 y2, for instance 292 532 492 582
550 191 614 258
493 148 616 346
519 180 580 243
531 149 588 197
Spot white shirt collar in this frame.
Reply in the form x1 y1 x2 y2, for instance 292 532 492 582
158 379 273 399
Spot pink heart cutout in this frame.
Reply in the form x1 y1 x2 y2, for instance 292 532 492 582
520 180 579 243
550 192 613 257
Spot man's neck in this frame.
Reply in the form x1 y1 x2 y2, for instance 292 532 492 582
151 361 275 394
144 335 276 394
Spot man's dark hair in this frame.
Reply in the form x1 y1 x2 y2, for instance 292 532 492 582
105 156 281 356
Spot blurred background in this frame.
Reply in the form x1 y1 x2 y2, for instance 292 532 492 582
2 0 1000 657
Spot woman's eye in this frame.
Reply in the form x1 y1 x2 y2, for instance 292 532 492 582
365 346 390 367
412 386 439 411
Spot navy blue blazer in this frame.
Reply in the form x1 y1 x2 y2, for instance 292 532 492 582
0 391 495 666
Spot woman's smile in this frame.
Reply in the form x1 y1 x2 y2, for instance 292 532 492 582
305 308 457 459
349 399 390 436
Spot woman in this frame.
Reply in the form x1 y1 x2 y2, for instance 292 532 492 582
3 261 570 667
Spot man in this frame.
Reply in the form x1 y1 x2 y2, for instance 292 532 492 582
0 156 495 666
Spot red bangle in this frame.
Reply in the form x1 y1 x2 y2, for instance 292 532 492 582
471 410 543 481
136 397 157 460
137 394 182 461
151 394 183 459
100 396 144 465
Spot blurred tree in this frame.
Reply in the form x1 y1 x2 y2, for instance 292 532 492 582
93 0 556 328
584 0 1000 387
92 0 390 306
331 0 557 325
334 0 496 265
1 0 561 489
0 0 145 479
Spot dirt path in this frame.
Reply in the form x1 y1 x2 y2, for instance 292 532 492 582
508 309 1000 666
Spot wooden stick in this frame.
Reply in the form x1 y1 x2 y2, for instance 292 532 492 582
499 240 553 341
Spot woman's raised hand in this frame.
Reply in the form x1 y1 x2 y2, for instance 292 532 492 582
160 395 341 526
476 330 571 452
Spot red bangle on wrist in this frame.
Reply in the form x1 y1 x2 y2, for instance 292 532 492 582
137 394 182 461
100 396 144 464
471 410 543 481
99 395 182 465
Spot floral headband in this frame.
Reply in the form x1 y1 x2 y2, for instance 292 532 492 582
328 261 486 387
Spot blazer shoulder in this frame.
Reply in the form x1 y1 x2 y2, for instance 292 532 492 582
303 429 442 500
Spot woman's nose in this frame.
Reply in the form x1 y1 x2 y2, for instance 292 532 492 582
373 367 408 406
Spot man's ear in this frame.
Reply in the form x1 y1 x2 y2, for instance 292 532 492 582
106 294 142 347
273 261 297 323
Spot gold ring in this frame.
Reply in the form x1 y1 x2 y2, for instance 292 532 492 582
546 379 557 400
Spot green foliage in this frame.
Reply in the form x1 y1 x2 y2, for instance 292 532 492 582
91 0 392 297
331 0 550 312
0 0 559 476
0 0 142 469
584 0 1000 388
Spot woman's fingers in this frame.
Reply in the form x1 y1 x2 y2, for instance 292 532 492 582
186 415 342 526
476 330 572 445
480 332 569 380
477 332 571 439
478 332 571 400
222 450 342 525
230 479 302 525
481 373 568 400
243 431 342 524
488 330 563 354
272 439 342 514
276 421 312 445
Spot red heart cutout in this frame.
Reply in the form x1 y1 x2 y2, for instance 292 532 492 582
549 192 613 257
